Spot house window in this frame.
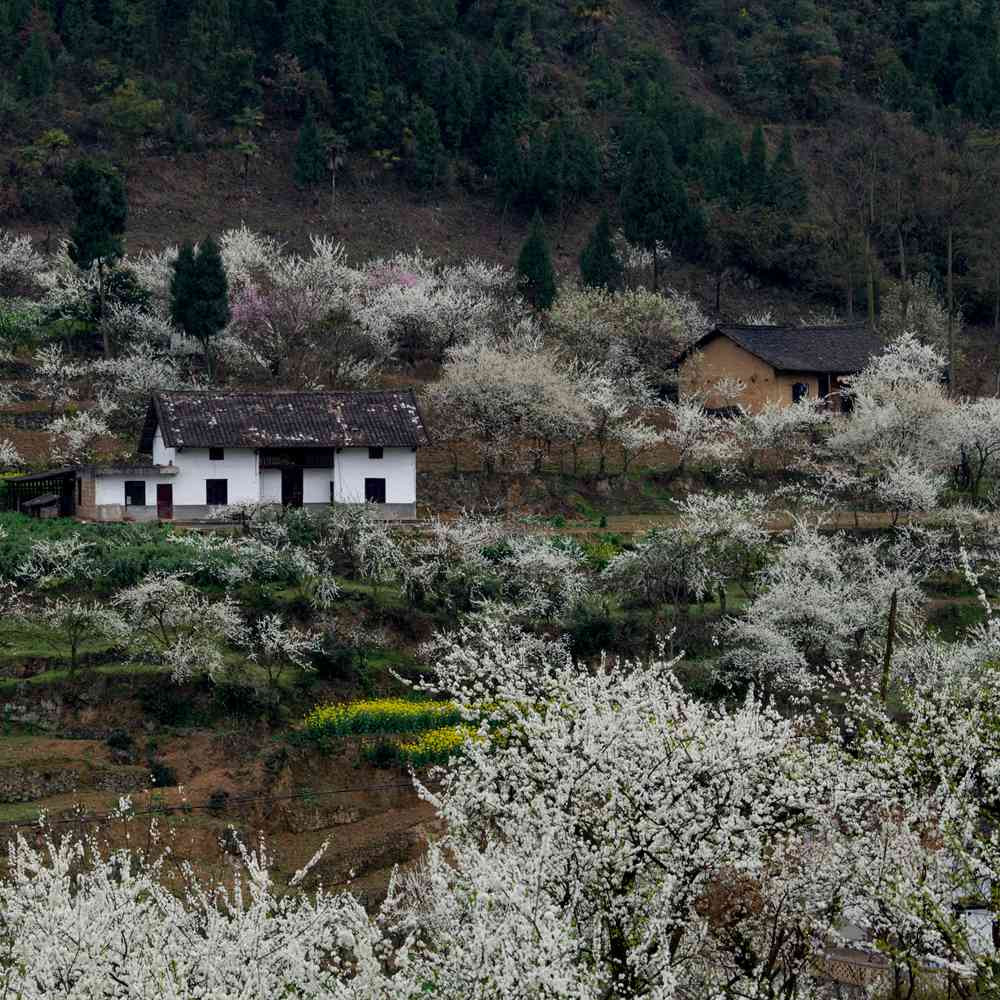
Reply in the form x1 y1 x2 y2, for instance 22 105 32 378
76 478 82 506
124 481 146 507
209 447 225 461
330 482 336 504
206 479 228 505
792 382 809 403
364 477 386 503
368 446 384 460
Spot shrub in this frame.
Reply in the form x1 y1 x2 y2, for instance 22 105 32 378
302 698 461 737
139 682 196 726
363 740 401 768
105 729 133 751
148 758 178 788
207 788 230 815
311 630 357 681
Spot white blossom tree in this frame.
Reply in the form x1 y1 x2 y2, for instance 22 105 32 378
0 814 406 1000
46 408 113 466
239 613 320 689
426 336 591 475
16 598 116 673
18 535 97 589
110 572 245 681
31 343 85 417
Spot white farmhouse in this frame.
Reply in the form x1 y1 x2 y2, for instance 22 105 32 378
73 390 429 522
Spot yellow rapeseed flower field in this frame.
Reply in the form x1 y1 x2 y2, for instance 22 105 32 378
303 698 462 736
396 725 479 767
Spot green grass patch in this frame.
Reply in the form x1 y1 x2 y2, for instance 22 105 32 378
0 660 169 691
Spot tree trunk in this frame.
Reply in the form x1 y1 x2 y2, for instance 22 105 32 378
897 229 909 329
865 232 876 328
993 259 999 336
947 225 955 396
99 260 110 358
880 588 898 705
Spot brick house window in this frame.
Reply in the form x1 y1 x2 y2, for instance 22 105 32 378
124 481 146 506
368 446 384 459
209 447 225 461
206 479 228 505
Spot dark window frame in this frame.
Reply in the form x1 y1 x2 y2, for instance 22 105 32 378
206 479 228 505
124 481 147 507
792 382 809 403
368 446 384 460
209 447 225 461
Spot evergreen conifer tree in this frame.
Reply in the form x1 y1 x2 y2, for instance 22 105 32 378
61 0 97 56
407 99 445 191
170 237 230 381
517 212 557 310
620 128 704 287
17 31 52 99
580 210 622 291
744 124 770 206
66 158 127 354
294 102 327 187
488 114 524 244
770 128 807 215
717 137 745 205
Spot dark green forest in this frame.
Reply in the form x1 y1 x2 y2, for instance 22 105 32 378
2 0 1000 325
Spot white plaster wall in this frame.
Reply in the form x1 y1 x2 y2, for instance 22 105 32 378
97 448 260 507
171 448 259 505
95 474 176 506
152 427 176 465
333 447 415 504
304 467 334 503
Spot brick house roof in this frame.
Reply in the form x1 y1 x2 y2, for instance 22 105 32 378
684 324 883 374
139 390 430 452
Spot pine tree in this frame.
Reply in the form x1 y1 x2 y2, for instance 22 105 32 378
717 137 745 205
60 0 97 56
580 210 622 291
407 99 445 191
17 30 52 99
66 158 128 355
769 128 807 215
744 124 770 206
170 237 230 381
488 114 524 244
620 127 704 287
286 0 325 69
517 212 556 310
294 101 326 187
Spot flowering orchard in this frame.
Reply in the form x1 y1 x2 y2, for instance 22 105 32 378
4 224 1000 996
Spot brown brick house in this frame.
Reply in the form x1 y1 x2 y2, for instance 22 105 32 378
678 323 884 413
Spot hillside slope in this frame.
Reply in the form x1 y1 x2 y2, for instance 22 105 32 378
1 0 998 328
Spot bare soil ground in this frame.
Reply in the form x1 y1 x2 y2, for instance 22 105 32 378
0 710 436 902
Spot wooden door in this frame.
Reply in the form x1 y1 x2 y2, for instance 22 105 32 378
156 484 173 520
281 468 304 507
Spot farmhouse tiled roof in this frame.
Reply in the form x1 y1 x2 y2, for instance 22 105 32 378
691 323 883 374
139 390 430 452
